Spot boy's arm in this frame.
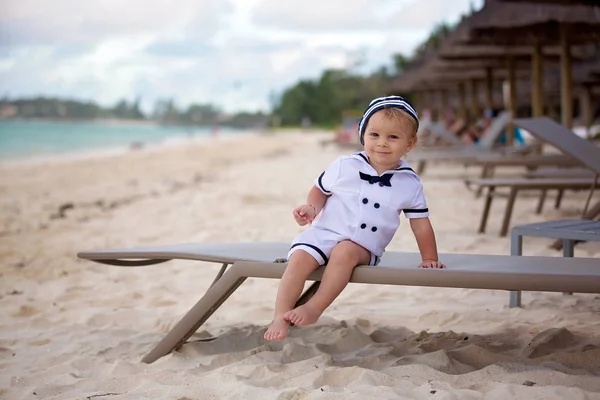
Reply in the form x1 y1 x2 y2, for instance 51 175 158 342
307 185 329 214
409 217 445 268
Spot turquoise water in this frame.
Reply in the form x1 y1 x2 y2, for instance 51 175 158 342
0 120 228 160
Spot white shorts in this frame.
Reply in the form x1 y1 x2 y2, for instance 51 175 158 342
288 227 381 266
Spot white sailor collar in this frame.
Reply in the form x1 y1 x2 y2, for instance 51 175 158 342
351 151 416 175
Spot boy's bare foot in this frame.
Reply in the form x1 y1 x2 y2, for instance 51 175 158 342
283 304 321 326
264 317 290 341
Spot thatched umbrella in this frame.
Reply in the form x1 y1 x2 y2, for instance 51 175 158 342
571 58 600 128
390 44 558 121
465 0 600 128
425 68 562 114
391 7 598 124
389 55 550 122
467 1 600 46
432 16 563 129
441 10 597 124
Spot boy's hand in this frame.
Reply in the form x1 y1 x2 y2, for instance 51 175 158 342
293 204 316 226
418 259 446 269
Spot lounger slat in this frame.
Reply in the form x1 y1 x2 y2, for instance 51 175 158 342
466 177 598 188
79 242 598 274
514 117 600 174
521 219 600 231
78 242 291 264
512 220 600 242
235 260 600 293
79 242 600 279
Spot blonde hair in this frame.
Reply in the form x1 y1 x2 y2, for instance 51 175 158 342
380 107 418 137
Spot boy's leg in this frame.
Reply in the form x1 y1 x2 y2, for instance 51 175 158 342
264 249 320 341
285 240 370 326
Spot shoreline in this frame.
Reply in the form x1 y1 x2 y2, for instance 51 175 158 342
0 117 161 126
0 128 265 168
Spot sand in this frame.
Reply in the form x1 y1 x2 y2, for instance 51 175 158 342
1 130 599 400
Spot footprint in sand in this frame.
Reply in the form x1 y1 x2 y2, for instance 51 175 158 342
11 305 39 318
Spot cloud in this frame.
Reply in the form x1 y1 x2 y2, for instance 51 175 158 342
136 40 354 112
1 0 233 46
388 0 481 30
0 33 354 113
0 0 481 113
251 0 404 31
145 41 215 58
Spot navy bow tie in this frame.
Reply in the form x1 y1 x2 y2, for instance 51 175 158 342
359 171 393 187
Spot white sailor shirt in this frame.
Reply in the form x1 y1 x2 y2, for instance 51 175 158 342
312 151 429 257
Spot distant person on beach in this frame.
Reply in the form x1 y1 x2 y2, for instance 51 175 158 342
264 96 446 341
461 109 525 146
460 109 494 144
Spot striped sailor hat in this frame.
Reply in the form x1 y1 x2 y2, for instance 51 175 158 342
357 95 419 145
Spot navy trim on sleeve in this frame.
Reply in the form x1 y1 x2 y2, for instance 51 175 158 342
403 208 429 213
317 171 331 194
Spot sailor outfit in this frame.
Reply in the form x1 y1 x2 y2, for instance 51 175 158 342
288 151 429 266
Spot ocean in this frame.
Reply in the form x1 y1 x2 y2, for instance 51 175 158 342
0 120 234 162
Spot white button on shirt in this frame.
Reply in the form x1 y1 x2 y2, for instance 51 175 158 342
313 151 429 257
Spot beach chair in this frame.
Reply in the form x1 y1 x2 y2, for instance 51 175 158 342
77 242 600 364
510 219 600 307
522 167 596 213
419 122 465 147
466 177 599 236
410 111 517 174
523 167 595 179
464 153 580 197
465 117 600 236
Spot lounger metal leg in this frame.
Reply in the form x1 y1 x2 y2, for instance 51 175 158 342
142 268 247 364
511 232 523 256
209 263 229 287
555 189 564 209
583 200 600 220
509 232 523 308
562 239 574 296
536 190 547 214
509 290 522 309
500 188 518 237
417 160 426 175
551 200 600 251
563 239 575 257
475 166 490 198
479 186 495 233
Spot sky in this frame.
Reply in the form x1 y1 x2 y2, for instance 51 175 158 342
0 0 483 114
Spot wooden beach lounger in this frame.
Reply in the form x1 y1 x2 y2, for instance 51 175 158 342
465 117 600 236
422 122 465 147
410 111 517 174
510 219 600 307
464 153 581 198
78 242 600 364
513 117 600 175
467 153 580 170
465 177 599 236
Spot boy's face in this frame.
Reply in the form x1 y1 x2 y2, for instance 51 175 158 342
363 110 417 168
